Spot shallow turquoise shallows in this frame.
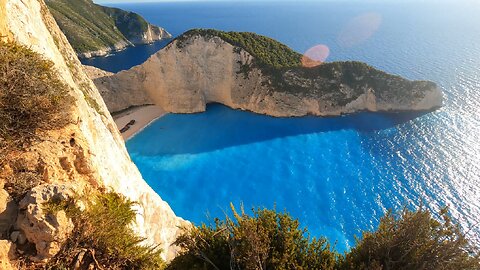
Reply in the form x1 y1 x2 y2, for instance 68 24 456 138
98 1 480 252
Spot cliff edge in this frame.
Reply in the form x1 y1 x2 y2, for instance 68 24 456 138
96 29 443 116
0 0 186 266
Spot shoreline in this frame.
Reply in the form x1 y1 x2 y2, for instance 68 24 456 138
113 105 166 140
79 38 173 59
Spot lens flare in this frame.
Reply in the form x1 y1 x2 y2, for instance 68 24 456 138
338 12 382 48
302 44 330 67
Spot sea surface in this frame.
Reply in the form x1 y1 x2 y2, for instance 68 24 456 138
87 1 480 251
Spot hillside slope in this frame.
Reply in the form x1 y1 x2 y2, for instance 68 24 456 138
94 29 443 116
45 0 171 58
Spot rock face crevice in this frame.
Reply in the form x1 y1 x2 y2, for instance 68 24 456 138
0 0 187 265
96 34 442 116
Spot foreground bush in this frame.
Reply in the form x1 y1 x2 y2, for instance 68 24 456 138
168 205 479 270
46 192 165 270
0 41 73 200
0 41 72 145
341 207 480 270
167 204 338 270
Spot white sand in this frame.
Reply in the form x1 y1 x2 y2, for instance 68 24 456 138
113 105 166 140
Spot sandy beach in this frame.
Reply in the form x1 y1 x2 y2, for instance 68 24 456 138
113 105 166 140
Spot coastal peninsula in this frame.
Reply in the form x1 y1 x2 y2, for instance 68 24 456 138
91 29 443 119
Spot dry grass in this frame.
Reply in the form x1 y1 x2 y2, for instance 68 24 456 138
0 41 74 200
0 41 73 145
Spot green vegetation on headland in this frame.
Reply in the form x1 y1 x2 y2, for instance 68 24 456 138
45 0 170 55
176 29 303 69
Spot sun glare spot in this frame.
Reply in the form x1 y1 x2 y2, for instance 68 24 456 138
338 12 382 48
302 44 330 67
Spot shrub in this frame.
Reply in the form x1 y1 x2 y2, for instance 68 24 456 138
341 207 480 270
0 41 73 146
167 204 338 270
167 205 479 270
176 29 302 70
0 41 73 200
46 192 165 270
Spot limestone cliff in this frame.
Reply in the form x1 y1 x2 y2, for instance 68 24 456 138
97 30 442 116
84 65 154 113
0 0 186 265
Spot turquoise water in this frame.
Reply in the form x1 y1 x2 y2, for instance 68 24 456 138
97 1 479 251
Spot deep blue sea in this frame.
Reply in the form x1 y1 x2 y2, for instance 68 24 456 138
87 1 480 251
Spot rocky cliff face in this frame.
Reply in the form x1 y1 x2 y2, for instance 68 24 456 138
77 22 171 59
119 20 170 45
84 65 154 113
76 41 130 59
0 0 186 266
99 33 442 116
76 30 170 59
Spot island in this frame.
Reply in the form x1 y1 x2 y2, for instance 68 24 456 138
90 29 443 118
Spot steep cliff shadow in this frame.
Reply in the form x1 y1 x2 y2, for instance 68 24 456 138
126 103 431 155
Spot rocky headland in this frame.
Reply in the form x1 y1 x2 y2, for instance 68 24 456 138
45 0 172 58
93 29 443 117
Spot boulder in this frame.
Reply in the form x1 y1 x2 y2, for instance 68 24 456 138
16 184 75 260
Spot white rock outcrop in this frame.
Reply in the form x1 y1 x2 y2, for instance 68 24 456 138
84 65 154 113
16 185 75 260
98 34 442 116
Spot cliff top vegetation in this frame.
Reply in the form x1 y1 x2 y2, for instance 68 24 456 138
176 29 303 69
100 5 150 40
0 41 73 200
175 29 379 73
